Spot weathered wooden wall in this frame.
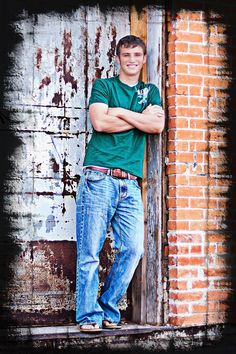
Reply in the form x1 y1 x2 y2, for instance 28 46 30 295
3 5 130 325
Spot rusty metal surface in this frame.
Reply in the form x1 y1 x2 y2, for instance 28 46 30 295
2 6 130 325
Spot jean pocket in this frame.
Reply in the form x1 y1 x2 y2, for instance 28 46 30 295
84 170 106 182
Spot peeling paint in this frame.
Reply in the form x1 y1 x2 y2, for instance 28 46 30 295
36 48 42 69
39 76 51 89
63 31 72 59
64 67 77 92
45 214 56 233
50 157 59 173
108 25 117 63
4 7 131 325
52 92 63 106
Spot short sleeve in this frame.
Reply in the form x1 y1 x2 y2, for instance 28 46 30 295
89 79 109 106
147 84 162 107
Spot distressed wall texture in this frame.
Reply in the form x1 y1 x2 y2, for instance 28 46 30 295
166 5 236 326
2 5 130 325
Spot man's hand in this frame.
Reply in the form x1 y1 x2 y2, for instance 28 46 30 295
142 104 164 117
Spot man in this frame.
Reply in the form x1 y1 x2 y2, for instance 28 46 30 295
76 35 165 332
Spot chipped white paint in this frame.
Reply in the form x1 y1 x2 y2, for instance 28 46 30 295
4 6 130 242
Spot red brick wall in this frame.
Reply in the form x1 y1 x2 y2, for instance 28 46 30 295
166 8 234 326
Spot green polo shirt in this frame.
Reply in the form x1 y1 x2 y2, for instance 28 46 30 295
83 75 161 178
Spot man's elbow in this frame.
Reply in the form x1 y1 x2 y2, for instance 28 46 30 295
93 123 103 132
151 122 165 134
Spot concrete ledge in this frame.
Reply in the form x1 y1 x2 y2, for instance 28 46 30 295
1 323 236 353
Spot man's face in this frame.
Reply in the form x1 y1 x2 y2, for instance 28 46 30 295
116 45 146 77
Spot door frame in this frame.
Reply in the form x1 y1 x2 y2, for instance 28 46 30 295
130 2 167 326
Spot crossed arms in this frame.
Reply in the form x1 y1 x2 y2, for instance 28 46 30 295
89 103 165 134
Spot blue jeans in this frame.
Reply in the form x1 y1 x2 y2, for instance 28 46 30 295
75 169 144 327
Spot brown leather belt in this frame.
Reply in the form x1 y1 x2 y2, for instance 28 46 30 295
85 166 137 180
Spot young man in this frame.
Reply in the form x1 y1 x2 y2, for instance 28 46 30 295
76 35 165 332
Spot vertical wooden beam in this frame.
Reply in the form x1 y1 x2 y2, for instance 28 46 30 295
130 2 148 325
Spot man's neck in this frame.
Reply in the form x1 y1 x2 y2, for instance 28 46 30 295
119 72 140 86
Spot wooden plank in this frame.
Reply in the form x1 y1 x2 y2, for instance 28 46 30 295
146 5 165 325
130 1 148 325
131 4 165 325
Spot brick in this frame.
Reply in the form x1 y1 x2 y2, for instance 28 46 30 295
176 85 188 94
176 42 189 52
191 245 202 254
191 280 208 289
168 106 177 118
176 21 188 31
169 175 188 186
169 280 188 290
177 75 203 85
207 290 232 301
209 34 227 45
167 141 189 151
217 46 227 56
189 65 217 76
169 291 203 301
189 22 207 32
189 199 209 208
168 245 189 255
192 304 209 313
204 77 229 89
166 197 189 208
168 220 189 230
176 107 204 118
177 256 205 266
189 141 208 152
169 304 189 314
188 12 203 21
189 97 208 106
176 53 203 64
217 244 228 254
176 64 188 74
190 119 208 130
177 186 204 198
202 87 216 97
174 130 204 141
166 164 188 175
204 56 226 66
189 44 216 55
189 86 201 96
176 31 203 43
189 220 207 231
207 313 227 324
168 117 188 129
189 175 209 186
204 268 229 277
176 96 189 105
178 268 198 278
176 209 204 221
206 232 229 243
169 267 178 279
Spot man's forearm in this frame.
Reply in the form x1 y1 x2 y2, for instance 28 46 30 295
109 107 165 133
92 114 134 133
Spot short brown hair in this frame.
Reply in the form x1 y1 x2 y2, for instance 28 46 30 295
116 35 146 56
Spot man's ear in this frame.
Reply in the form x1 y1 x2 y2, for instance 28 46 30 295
143 54 147 64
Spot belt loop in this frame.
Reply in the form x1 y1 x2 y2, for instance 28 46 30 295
107 168 111 176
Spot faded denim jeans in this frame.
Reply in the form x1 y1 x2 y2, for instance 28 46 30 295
76 169 144 327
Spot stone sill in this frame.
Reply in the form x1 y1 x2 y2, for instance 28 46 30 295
1 323 236 352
